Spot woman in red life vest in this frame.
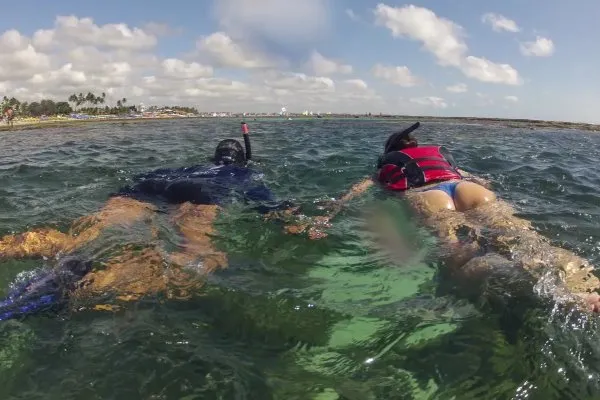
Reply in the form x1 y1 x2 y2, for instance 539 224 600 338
287 122 600 313
375 122 496 213
287 121 496 237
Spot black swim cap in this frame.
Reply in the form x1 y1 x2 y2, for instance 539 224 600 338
214 139 246 166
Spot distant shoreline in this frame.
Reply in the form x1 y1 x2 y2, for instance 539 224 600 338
1 114 598 133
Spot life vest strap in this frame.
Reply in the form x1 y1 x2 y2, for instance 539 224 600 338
388 165 459 185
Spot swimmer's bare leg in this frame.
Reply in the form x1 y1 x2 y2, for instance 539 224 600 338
72 245 205 310
168 202 228 273
69 197 157 244
0 197 157 260
462 200 600 311
0 228 72 259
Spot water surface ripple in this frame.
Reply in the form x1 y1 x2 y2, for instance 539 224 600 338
1 119 600 399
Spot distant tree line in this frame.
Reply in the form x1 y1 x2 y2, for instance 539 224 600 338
1 92 201 118
146 105 199 114
2 96 73 117
1 92 138 117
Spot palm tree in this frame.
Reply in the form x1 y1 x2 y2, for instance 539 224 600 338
85 92 95 107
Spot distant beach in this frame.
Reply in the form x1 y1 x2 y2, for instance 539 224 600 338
1 114 599 133
0 115 192 132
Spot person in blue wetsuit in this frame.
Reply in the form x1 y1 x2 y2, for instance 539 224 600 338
113 129 290 214
0 122 298 321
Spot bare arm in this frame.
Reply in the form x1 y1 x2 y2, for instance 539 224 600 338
285 177 375 239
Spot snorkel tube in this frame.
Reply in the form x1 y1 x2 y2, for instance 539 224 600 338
241 122 252 162
377 121 421 168
383 121 421 153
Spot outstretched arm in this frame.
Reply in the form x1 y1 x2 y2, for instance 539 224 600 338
284 177 375 239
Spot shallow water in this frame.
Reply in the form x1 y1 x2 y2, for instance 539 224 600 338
1 118 600 399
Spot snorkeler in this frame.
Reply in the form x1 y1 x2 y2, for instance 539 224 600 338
0 122 298 320
286 122 496 239
290 122 600 314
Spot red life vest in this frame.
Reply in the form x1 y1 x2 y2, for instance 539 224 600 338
377 145 462 191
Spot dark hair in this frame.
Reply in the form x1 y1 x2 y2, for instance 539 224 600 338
214 139 246 166
386 134 418 152
377 122 421 169
383 122 421 153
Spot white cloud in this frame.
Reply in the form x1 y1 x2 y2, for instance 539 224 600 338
461 56 521 85
374 4 466 67
307 51 352 75
346 9 360 22
342 79 369 90
3 47 52 80
0 10 537 117
161 58 213 79
481 13 520 33
372 63 421 87
214 0 328 45
410 96 448 108
446 83 467 93
30 63 87 86
196 32 280 69
34 15 157 51
504 95 519 102
261 71 335 93
0 14 380 114
0 30 29 52
374 4 521 85
520 36 555 57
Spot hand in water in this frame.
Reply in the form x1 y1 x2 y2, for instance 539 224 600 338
285 215 332 240
578 292 600 313
263 206 302 223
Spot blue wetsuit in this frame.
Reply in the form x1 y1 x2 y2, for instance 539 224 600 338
113 164 291 213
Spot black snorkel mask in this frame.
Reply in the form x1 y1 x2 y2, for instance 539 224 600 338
377 122 421 169
214 139 246 166
213 122 253 167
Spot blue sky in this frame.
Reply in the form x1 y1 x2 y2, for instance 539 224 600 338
1 0 599 123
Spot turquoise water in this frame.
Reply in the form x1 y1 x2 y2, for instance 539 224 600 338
1 119 600 399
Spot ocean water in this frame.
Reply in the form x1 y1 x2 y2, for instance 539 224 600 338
1 118 600 399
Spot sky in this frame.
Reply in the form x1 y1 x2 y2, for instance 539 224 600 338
0 0 599 123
